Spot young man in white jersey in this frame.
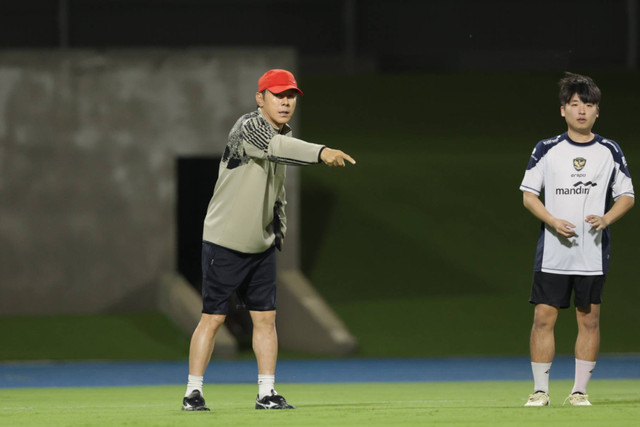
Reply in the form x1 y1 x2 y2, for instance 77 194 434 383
181 69 355 411
520 73 634 407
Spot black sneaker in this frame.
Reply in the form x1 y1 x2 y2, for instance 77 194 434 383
255 391 296 409
182 390 210 411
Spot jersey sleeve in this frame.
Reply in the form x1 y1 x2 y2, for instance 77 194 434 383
241 115 323 165
519 142 546 195
610 145 635 200
262 134 324 165
240 113 277 153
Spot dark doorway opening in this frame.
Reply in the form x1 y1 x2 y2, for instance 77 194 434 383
176 156 219 291
176 156 253 349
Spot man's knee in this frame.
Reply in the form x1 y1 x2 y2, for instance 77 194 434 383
197 313 227 332
532 304 558 330
577 306 600 331
250 310 276 330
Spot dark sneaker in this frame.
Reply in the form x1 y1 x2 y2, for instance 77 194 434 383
255 391 296 409
182 390 210 411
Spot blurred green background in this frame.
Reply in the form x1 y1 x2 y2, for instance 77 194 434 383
2 71 639 360
297 71 640 358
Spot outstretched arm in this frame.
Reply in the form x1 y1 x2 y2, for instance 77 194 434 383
522 191 577 238
241 115 356 166
586 195 635 231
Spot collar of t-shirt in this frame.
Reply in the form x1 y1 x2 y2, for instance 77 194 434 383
564 132 601 147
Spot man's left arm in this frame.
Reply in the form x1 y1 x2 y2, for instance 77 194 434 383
273 196 287 250
586 195 635 231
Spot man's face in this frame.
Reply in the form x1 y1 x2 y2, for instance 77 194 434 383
256 89 298 129
561 93 599 136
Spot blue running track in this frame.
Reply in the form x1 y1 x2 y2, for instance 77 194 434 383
1 355 639 388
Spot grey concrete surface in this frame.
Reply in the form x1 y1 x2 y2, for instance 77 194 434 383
276 270 358 355
0 49 300 314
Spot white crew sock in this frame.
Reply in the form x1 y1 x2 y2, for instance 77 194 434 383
571 359 596 395
258 374 276 399
185 374 204 397
531 362 552 393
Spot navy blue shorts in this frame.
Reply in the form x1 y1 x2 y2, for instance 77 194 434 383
529 271 605 309
201 241 277 315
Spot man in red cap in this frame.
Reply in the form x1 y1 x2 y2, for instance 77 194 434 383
182 69 355 411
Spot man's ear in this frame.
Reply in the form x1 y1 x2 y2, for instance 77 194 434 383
256 92 263 107
560 105 566 117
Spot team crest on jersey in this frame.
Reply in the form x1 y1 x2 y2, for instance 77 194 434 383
573 157 586 171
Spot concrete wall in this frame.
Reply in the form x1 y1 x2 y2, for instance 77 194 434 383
0 49 302 315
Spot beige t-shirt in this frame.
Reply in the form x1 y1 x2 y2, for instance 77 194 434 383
203 109 324 253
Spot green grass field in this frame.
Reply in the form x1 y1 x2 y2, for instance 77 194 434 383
0 312 191 361
2 380 639 426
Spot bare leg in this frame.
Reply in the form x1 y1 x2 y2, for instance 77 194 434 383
570 304 600 396
530 304 559 363
250 310 278 375
189 313 227 376
575 304 600 361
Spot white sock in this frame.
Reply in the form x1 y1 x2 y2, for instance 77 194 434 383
571 359 596 394
185 375 204 397
531 362 552 393
258 374 276 399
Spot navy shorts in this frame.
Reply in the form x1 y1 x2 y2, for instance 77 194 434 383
529 271 605 309
201 241 277 315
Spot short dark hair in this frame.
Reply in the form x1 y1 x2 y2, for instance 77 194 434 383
558 72 601 105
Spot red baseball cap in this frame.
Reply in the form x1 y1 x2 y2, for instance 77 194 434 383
258 69 303 96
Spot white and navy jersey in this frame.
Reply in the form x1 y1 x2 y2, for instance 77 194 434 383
520 133 634 275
